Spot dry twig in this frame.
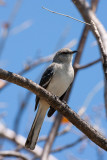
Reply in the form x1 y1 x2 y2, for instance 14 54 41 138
0 0 23 56
51 135 86 153
42 6 90 26
75 58 101 70
0 151 28 160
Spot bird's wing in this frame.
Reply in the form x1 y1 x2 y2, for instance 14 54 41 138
35 65 55 110
47 89 67 117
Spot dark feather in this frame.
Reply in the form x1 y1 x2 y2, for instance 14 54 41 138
47 90 67 117
35 65 55 110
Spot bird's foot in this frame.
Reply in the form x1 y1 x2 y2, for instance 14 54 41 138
62 100 67 105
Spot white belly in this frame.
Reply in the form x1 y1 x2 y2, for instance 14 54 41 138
47 64 74 97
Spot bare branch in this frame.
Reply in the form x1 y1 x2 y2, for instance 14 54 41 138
51 135 86 153
104 79 107 117
14 91 32 133
0 0 23 56
90 20 107 77
72 0 107 78
41 113 62 160
0 68 107 151
0 0 5 6
75 58 101 70
91 0 99 12
0 151 28 160
90 20 107 116
0 123 57 160
42 6 90 26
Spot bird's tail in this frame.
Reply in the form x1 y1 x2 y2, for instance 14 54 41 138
25 104 48 150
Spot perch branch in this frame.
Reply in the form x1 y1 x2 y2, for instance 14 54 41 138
0 68 107 151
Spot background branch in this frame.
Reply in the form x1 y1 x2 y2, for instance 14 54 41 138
0 122 57 160
0 151 28 160
75 58 101 70
51 135 86 153
72 0 107 78
41 113 62 160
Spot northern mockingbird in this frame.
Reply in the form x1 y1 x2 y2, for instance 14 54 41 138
25 48 77 150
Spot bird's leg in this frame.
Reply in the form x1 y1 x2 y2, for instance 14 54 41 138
61 99 67 105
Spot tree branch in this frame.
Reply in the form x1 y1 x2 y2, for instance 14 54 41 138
14 91 32 133
0 151 28 160
0 68 107 151
0 122 57 160
51 135 86 153
0 0 23 57
42 6 90 26
72 0 107 79
41 113 62 160
75 58 101 70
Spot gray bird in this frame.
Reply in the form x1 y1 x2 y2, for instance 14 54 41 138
25 48 77 150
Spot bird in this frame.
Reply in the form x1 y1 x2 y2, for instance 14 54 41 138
25 48 77 150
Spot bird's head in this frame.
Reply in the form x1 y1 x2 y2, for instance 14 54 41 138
53 48 77 64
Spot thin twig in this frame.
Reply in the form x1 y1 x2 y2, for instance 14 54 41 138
51 135 86 153
75 58 101 70
0 151 28 160
42 6 91 26
0 0 23 56
0 55 53 91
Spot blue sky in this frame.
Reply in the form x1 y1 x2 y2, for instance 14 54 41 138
0 0 107 160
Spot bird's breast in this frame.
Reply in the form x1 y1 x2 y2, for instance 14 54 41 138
47 64 74 97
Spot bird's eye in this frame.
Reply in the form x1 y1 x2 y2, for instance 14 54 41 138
62 52 67 55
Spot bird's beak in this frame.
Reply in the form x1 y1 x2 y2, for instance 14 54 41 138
71 50 78 54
